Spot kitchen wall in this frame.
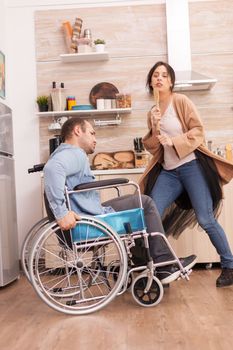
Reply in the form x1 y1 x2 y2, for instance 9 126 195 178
4 0 166 251
36 0 233 164
4 0 233 250
0 2 6 54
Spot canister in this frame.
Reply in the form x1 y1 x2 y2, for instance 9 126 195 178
67 96 76 110
96 99 105 110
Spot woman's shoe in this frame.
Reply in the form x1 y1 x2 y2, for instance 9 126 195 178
216 268 233 287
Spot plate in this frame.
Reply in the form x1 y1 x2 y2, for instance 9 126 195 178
89 82 119 108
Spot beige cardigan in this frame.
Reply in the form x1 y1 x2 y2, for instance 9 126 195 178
139 93 233 193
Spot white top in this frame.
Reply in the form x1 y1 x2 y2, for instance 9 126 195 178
160 102 196 170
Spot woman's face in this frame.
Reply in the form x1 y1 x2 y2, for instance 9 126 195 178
151 65 172 92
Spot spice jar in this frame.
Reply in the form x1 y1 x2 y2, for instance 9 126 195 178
67 96 76 110
116 93 126 108
125 94 132 108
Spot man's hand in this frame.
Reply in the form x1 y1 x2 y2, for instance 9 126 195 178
157 134 173 147
57 211 81 231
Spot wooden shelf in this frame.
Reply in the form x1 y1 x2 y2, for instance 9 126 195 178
37 108 132 118
60 51 109 63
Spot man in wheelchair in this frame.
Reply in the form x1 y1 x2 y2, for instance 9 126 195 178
43 117 197 285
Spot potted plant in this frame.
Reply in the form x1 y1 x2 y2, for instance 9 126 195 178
36 95 49 112
94 39 106 53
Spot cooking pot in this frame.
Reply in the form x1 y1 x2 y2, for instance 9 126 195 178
49 135 61 155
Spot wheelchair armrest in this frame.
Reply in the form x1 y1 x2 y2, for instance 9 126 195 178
73 178 129 191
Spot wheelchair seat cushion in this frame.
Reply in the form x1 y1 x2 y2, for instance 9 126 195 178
72 208 146 242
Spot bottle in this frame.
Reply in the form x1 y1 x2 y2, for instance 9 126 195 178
51 82 67 111
83 28 92 46
207 140 212 151
59 82 67 111
51 81 60 111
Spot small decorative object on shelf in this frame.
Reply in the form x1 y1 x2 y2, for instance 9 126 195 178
36 95 49 112
94 39 106 53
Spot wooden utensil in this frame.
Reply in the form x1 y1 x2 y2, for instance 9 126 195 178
153 87 160 133
153 87 159 107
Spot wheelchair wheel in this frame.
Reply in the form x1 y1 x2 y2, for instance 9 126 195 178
131 273 163 307
21 217 49 282
28 217 127 315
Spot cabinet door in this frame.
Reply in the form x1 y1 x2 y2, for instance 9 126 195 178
168 181 233 263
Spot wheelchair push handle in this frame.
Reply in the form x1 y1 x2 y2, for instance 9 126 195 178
28 163 45 173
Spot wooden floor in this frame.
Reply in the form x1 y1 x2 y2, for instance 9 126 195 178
0 268 233 350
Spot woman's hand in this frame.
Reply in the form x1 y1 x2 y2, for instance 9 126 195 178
157 134 173 147
150 106 161 132
57 211 81 230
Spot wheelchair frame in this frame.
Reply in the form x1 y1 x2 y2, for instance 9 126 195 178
22 178 192 315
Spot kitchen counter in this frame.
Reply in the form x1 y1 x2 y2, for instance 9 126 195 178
41 167 146 177
93 168 145 176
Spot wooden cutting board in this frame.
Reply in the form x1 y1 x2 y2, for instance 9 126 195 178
89 82 119 108
93 151 135 169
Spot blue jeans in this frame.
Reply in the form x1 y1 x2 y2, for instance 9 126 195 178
150 159 233 269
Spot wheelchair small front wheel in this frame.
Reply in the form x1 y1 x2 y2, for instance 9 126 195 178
131 273 163 307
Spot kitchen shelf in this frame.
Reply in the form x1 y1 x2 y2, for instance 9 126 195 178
60 51 109 63
37 108 132 118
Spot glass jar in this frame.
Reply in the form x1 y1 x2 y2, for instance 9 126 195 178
116 93 126 108
125 94 132 108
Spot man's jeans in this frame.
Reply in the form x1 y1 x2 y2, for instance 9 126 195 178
150 159 233 269
103 194 174 263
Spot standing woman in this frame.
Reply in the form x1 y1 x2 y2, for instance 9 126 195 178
139 61 233 287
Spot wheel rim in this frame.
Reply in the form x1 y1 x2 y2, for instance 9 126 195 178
132 274 163 307
29 218 127 315
21 217 49 282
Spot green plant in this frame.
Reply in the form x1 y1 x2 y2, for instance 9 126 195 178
94 39 105 45
36 95 49 106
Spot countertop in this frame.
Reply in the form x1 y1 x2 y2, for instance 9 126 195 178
41 167 145 178
93 168 145 175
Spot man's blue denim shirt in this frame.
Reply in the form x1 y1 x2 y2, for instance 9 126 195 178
44 143 113 219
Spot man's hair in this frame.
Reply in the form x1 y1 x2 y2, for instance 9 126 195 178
61 117 87 142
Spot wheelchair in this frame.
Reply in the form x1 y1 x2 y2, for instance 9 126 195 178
22 166 192 315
